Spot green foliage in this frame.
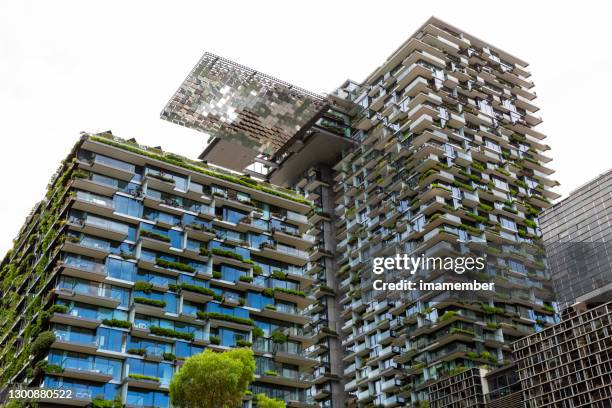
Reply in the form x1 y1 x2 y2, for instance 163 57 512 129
263 370 278 376
450 327 475 337
197 312 254 326
270 270 288 280
140 229 171 242
129 373 160 382
255 393 286 408
102 319 132 329
156 258 195 273
90 397 123 408
270 331 288 344
209 336 221 345
236 339 252 348
438 311 458 321
239 275 254 283
273 287 306 297
163 352 176 361
30 331 56 359
211 248 247 262
127 348 147 356
133 281 153 293
169 348 255 408
149 325 194 341
177 283 215 297
252 327 264 339
134 297 167 308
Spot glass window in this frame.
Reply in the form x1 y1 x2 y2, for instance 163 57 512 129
114 195 142 218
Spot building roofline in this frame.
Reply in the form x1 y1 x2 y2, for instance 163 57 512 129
363 15 530 85
542 168 612 216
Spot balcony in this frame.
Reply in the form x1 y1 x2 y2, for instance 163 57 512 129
54 284 121 308
90 154 135 181
258 242 309 265
59 257 107 283
38 387 94 407
69 215 129 242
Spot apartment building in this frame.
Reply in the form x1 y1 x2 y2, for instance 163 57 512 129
0 133 320 407
0 16 560 408
160 16 559 408
539 169 612 310
513 298 612 407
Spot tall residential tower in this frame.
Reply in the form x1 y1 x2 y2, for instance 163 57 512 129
0 16 559 408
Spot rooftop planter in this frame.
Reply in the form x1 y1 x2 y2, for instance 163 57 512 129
102 318 132 329
155 258 195 273
127 348 147 356
91 136 311 206
196 312 254 326
134 297 166 308
274 287 306 297
236 339 252 348
128 373 160 382
140 230 171 243
149 325 194 341
211 248 248 263
209 335 221 345
169 283 215 297
134 281 154 294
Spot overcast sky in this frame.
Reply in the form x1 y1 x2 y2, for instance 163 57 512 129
1 0 610 256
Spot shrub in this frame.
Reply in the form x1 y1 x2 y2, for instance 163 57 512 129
274 287 306 297
263 370 278 376
133 281 153 294
212 271 222 279
156 258 195 273
31 331 56 359
163 353 176 361
239 275 253 283
149 326 194 341
48 304 69 314
450 327 475 337
199 247 210 257
264 304 277 311
102 319 132 329
466 351 479 359
211 248 246 262
270 270 287 280
262 288 274 297
439 311 458 321
236 339 252 347
178 283 215 297
270 331 288 344
129 373 160 382
209 336 221 345
134 297 167 308
252 327 264 338
140 230 171 242
127 348 147 356
252 265 263 275
197 312 255 326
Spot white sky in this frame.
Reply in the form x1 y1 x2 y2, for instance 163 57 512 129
1 0 611 256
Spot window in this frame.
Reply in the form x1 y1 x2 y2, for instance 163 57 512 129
114 195 142 218
98 327 124 352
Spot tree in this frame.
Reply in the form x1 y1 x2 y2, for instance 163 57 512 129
169 348 255 408
255 393 286 408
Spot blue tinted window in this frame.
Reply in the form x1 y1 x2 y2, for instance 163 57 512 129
114 195 142 218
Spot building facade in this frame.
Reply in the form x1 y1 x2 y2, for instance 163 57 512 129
539 169 612 310
0 133 319 407
0 16 561 408
513 300 612 407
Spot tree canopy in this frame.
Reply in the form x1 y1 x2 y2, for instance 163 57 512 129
169 348 255 408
